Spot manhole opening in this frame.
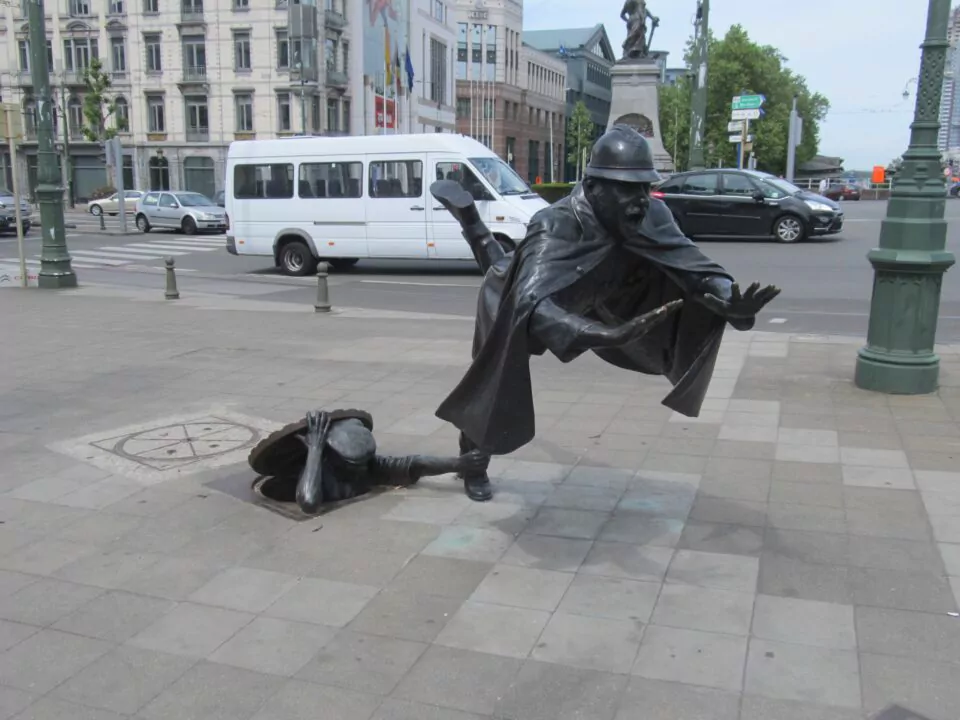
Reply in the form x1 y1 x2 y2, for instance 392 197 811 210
257 475 298 503
251 475 391 521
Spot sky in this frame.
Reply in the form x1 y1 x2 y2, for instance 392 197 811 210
523 0 930 171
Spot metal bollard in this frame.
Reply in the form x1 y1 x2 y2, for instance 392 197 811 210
314 261 331 313
99 211 106 231
164 257 180 300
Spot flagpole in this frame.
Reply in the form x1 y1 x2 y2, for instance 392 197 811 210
548 112 554 182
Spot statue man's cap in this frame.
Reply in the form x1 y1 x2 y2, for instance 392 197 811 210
584 124 662 184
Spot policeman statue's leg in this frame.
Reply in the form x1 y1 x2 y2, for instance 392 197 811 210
458 431 493 502
430 180 506 274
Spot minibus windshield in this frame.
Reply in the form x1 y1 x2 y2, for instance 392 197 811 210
469 157 532 196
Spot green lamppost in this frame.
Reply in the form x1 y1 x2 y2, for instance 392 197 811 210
687 0 709 171
855 0 954 394
27 0 76 288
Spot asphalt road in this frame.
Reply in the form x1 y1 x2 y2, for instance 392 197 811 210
4 200 960 341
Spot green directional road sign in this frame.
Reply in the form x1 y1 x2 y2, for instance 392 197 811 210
731 94 765 110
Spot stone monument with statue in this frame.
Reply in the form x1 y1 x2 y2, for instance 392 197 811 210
608 0 674 172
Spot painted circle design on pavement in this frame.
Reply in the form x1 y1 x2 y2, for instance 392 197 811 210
112 421 258 464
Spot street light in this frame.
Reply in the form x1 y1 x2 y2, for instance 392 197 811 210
902 77 919 100
855 0 955 394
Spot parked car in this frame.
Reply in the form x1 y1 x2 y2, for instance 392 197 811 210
0 190 32 235
822 183 861 201
948 181 960 197
134 191 228 235
652 169 843 243
87 190 144 216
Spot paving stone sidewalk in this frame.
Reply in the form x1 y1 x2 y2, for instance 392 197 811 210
0 288 959 720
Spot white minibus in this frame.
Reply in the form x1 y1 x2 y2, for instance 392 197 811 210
225 133 551 275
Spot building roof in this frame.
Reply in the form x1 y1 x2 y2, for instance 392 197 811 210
523 24 617 64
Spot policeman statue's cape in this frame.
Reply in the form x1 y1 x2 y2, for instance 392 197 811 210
436 184 749 456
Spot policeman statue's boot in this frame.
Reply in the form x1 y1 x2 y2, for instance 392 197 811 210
457 432 493 502
430 180 506 274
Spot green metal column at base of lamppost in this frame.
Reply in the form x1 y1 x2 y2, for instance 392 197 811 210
27 0 75 288
855 0 955 394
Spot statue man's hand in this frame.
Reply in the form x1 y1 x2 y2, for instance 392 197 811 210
456 450 490 476
701 282 780 320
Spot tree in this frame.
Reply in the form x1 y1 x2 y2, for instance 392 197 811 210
566 100 595 180
80 57 126 143
658 25 829 176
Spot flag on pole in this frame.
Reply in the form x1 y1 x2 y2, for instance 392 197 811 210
404 45 415 93
394 45 402 95
384 27 392 88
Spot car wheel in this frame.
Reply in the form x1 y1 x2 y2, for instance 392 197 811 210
278 240 315 276
89 204 102 216
181 217 197 235
328 258 359 271
774 215 806 243
135 214 151 233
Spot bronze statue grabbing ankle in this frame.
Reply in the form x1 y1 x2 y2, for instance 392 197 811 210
248 409 489 515
431 124 780 504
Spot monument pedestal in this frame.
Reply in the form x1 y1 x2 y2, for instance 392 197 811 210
608 60 674 172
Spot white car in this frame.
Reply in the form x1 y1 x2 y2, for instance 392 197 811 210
88 190 144 216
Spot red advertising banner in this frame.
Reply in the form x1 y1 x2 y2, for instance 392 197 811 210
375 96 396 129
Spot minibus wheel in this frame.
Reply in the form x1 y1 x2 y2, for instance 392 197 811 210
329 258 359 271
278 239 315 276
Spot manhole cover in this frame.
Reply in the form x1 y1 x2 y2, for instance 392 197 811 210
49 410 283 484
871 705 936 720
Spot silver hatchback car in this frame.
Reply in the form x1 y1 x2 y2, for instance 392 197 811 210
135 191 227 235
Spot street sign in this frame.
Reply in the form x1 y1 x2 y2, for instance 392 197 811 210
732 94 765 110
729 134 743 143
727 121 743 132
0 103 22 140
731 108 761 121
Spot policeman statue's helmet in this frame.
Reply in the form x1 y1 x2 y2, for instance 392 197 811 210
584 124 661 184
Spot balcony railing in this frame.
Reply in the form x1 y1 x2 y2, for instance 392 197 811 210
325 10 346 30
326 69 347 87
181 66 208 82
180 4 204 22
186 129 210 142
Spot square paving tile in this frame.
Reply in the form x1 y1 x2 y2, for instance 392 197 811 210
855 605 960 664
632 625 747 691
860 652 960 720
531 611 643 673
564 466 636 490
249 678 382 720
929 515 960 544
0 577 103 627
52 590 175 643
421 526 514 562
188 567 299 613
842 466 915 490
371 699 486 720
0 685 35 719
614 677 740 720
0 628 112 694
51 645 195 715
208 616 337 676
136 660 285 720
579 542 674 581
385 555 491 599
118 555 230 601
598 513 685 547
382 497 470 525
500 534 592 573
527 508 609 540
434 600 550 658
347 589 461 643
849 566 957 613
493 659 628 720
739 696 865 720
651 582 754 635
744 638 861 708
6 698 126 720
751 595 856 649
665 550 759 592
678 521 765 557
295 630 426 696
840 447 909 468
393 644 523 715
264 577 379 627
544 484 623 512
778 429 839 447
0 618 38 652
557 574 659 622
453 500 537 535
469 564 574 611
758 554 852 604
0 539 99 576
127 602 254 658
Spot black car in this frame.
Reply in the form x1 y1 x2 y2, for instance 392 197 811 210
652 169 843 243
0 191 32 236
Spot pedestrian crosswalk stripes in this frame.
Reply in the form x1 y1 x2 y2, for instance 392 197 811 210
5 235 227 271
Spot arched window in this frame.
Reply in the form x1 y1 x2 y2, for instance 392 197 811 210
114 96 129 132
67 97 84 139
183 156 216 199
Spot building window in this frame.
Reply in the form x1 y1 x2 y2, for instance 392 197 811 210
343 99 350 134
456 22 467 80
64 38 98 72
311 95 321 133
456 97 470 118
183 39 206 78
485 25 496 82
325 37 338 72
368 160 423 198
144 0 158 11
326 98 339 132
67 97 84 139
234 32 251 70
233 164 294 199
528 140 539 183
114 96 129 131
432 0 444 22
277 31 290 69
429 38 447 105
146 94 165 132
185 95 209 140
183 0 203 15
506 136 516 167
111 37 126 73
277 93 292 131
17 41 29 71
145 35 162 72
109 0 124 13
299 162 362 198
69 0 91 16
235 93 253 132
234 0 249 7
